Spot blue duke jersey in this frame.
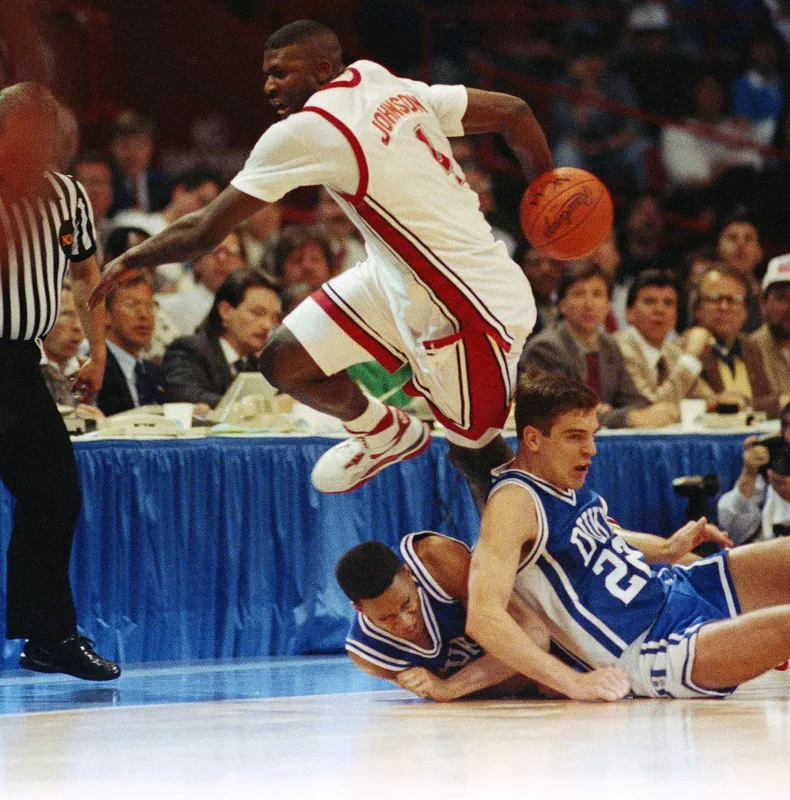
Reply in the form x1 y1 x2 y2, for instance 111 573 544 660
491 466 670 669
345 532 484 676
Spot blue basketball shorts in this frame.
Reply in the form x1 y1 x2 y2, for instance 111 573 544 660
618 551 741 698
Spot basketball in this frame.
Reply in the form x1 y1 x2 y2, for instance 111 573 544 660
519 167 614 260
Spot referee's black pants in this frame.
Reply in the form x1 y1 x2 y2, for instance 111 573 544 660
0 340 79 641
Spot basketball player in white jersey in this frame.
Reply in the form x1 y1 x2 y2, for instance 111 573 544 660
467 370 790 701
91 20 554 506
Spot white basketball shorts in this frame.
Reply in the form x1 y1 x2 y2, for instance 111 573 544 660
282 260 527 448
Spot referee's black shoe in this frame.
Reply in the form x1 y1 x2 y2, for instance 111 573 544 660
20 635 121 681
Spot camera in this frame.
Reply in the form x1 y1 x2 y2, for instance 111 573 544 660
672 474 721 526
756 435 790 476
672 474 721 499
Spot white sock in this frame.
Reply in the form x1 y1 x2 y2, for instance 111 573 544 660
345 398 391 434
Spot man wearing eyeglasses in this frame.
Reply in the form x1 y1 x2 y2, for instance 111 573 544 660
687 264 780 418
96 272 164 416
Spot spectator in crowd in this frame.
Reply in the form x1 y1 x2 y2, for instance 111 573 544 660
156 228 248 337
617 192 675 283
268 225 335 291
717 402 790 544
110 166 224 293
750 253 790 402
690 265 779 417
96 273 163 416
108 110 172 216
162 268 281 410
615 269 715 415
516 243 565 338
240 202 282 271
660 72 763 219
103 226 179 364
70 151 114 258
40 286 103 422
551 36 651 191
731 26 787 145
715 211 764 331
518 261 676 428
315 189 366 274
464 165 518 257
614 1 697 137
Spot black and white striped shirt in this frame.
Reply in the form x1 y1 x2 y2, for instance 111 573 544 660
0 171 96 340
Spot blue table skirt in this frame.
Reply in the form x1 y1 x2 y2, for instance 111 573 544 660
0 432 749 668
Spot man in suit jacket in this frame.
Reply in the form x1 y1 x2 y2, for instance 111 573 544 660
162 268 281 409
108 111 172 216
691 265 780 418
519 261 676 428
96 273 163 416
615 269 715 415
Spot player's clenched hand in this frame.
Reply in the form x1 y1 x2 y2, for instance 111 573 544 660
397 667 448 701
564 667 630 702
89 257 142 310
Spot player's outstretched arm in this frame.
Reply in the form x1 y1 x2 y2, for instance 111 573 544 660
89 186 266 309
462 88 553 182
620 518 733 565
467 485 629 701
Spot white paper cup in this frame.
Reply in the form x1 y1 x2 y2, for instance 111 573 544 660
163 402 194 430
679 398 706 430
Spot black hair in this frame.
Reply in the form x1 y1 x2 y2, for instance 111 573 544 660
714 205 762 242
514 367 599 439
203 267 280 338
626 269 680 308
104 226 150 264
264 20 342 66
335 541 403 602
269 225 334 281
173 165 224 193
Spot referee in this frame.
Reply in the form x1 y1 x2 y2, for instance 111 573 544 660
0 82 119 680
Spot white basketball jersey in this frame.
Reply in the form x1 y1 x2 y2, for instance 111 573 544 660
233 60 535 353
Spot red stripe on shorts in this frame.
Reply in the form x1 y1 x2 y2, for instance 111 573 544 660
312 288 403 372
358 200 511 352
414 330 511 442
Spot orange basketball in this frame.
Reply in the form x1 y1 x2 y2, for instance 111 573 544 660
520 167 614 260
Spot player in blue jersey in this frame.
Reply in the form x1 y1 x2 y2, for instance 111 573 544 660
335 531 552 701
466 370 790 701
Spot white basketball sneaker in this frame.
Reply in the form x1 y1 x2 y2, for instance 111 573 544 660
311 407 431 493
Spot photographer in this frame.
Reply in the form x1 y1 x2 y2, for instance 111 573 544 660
717 403 790 543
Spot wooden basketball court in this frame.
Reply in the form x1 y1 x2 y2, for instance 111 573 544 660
0 655 787 798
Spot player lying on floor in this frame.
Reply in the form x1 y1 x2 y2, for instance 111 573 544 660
336 523 722 701
466 369 790 701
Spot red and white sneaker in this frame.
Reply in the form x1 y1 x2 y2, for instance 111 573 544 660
311 407 431 493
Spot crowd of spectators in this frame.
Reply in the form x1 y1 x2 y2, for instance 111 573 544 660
7 0 790 545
